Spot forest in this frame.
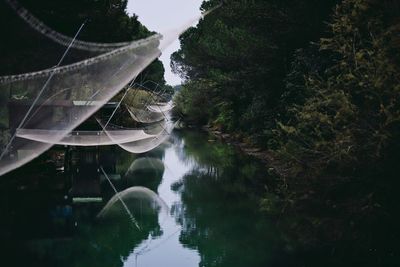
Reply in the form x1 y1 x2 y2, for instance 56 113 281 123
173 0 400 260
1 0 399 265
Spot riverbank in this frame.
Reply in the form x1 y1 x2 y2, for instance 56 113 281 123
201 125 290 179
0 129 310 267
189 124 400 265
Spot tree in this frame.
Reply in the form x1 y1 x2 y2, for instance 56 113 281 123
172 0 337 139
276 0 400 176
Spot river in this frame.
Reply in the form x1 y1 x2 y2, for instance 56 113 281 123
0 129 326 267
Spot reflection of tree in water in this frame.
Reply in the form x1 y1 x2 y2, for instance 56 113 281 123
173 130 236 176
171 131 290 267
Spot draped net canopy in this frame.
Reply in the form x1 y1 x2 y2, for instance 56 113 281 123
0 0 211 175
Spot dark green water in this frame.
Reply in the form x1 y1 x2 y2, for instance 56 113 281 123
0 129 378 267
0 130 288 267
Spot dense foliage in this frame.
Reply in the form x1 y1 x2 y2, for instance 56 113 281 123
173 0 400 177
173 0 400 257
276 0 400 178
172 0 338 136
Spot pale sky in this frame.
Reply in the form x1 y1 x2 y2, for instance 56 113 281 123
127 0 204 86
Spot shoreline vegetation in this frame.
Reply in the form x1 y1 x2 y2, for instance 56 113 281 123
178 108 399 264
173 0 400 262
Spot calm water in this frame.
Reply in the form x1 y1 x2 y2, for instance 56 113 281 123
0 130 330 266
0 131 290 267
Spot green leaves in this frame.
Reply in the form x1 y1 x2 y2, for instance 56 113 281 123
276 0 400 176
172 0 338 134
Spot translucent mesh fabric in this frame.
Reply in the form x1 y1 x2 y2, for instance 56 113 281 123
16 128 155 146
0 35 161 175
103 121 176 154
0 1 210 175
126 105 166 124
146 101 174 113
5 0 130 52
97 186 168 219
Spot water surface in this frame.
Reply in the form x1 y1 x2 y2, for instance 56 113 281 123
0 129 292 267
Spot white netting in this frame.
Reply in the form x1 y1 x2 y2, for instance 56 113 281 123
0 34 161 84
126 105 166 124
102 120 176 154
0 1 211 176
147 101 174 113
0 34 164 175
16 128 155 146
5 0 131 52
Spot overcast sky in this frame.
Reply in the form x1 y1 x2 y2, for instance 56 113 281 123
127 0 204 86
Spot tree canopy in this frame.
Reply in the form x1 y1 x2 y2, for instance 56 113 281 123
172 0 400 177
172 0 400 255
172 0 338 134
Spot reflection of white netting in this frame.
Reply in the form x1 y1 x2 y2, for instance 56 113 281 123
126 157 165 174
5 0 131 52
97 186 168 219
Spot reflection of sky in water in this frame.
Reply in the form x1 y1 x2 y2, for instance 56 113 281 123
124 139 200 266
0 130 283 267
